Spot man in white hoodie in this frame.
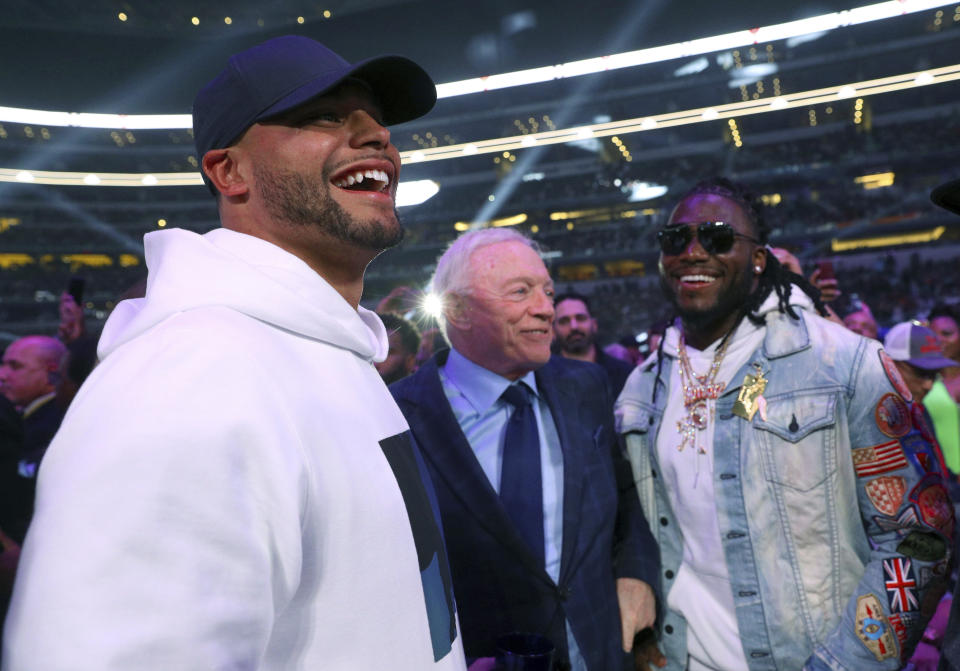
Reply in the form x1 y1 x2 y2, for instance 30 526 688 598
616 177 953 671
4 36 467 670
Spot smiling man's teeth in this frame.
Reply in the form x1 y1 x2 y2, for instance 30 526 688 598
333 169 391 190
681 275 717 283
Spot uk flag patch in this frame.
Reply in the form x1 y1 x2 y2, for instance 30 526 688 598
883 557 918 613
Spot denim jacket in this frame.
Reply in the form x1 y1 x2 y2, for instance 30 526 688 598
616 309 954 671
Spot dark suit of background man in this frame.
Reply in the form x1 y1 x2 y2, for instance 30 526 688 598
391 228 659 671
0 335 67 542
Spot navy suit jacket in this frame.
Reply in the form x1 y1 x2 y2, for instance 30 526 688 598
391 352 659 671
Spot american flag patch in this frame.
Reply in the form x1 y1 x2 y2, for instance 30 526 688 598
853 441 908 477
884 557 919 613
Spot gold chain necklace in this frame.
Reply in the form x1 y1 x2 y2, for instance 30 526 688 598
675 330 733 453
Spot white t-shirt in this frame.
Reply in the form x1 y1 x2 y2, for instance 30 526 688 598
657 318 765 671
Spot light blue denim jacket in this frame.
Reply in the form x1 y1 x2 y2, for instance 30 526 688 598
616 308 954 671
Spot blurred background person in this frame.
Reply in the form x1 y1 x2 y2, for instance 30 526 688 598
843 302 880 340
929 304 960 403
376 312 421 385
883 321 959 403
56 290 86 345
376 285 423 317
770 247 844 324
415 327 448 369
0 336 67 490
0 335 68 629
919 306 960 481
553 291 634 395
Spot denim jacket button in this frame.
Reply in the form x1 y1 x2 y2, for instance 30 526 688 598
665 570 674 579
659 517 669 526
664 625 674 634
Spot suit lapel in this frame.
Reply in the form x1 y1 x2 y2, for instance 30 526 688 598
537 359 586 584
403 354 551 581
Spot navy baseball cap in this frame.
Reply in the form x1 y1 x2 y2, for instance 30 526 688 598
931 178 960 216
884 321 960 370
193 35 436 185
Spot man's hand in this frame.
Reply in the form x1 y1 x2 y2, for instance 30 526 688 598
808 268 841 303
0 526 21 601
617 577 656 651
632 629 667 671
57 292 86 344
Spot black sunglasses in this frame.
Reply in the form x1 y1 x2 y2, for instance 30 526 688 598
656 221 761 256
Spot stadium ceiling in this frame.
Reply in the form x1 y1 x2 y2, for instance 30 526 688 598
0 0 858 114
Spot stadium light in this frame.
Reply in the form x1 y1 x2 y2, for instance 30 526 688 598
0 0 952 130
2 63 958 185
396 179 440 207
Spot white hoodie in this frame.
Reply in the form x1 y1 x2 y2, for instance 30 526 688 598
4 228 466 670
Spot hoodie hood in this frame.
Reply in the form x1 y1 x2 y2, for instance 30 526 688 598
99 228 388 362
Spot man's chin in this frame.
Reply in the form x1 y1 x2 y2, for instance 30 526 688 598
562 342 590 355
347 216 405 251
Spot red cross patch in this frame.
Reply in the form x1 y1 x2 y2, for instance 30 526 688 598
865 476 906 516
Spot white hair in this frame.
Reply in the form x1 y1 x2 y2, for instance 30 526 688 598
429 228 542 340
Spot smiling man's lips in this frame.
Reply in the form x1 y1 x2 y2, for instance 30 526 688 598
679 274 718 284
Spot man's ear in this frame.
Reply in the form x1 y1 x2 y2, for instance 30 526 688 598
753 245 768 274
46 362 61 386
444 293 471 331
202 148 249 198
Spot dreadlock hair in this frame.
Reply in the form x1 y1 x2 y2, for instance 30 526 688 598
650 177 829 404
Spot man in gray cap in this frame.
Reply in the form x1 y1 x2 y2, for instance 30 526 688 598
883 321 960 404
4 36 466 670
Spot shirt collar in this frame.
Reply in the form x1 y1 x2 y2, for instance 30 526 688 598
21 391 56 419
443 347 539 414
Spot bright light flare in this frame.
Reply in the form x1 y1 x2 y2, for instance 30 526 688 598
421 293 444 320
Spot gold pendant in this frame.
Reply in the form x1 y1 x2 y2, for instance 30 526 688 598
733 364 768 421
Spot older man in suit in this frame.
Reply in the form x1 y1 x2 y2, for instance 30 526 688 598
391 228 659 671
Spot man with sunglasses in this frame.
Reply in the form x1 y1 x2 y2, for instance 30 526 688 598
617 177 953 670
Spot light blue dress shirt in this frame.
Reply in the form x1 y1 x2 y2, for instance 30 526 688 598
440 347 586 671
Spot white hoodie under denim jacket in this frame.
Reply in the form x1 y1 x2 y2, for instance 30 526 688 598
616 297 954 671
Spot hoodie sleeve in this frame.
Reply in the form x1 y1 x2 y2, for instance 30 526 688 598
4 320 310 670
